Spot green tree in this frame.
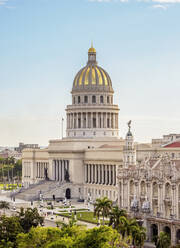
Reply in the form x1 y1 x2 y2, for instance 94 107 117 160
18 207 44 233
16 225 130 248
0 201 9 215
76 225 129 248
0 215 23 247
17 227 63 248
94 197 112 225
156 231 171 248
132 226 146 248
109 206 127 229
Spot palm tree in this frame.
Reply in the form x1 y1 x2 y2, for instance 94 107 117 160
94 197 112 225
0 201 10 215
156 232 171 248
109 206 127 229
132 226 146 248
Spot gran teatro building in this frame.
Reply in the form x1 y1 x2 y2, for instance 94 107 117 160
22 45 180 246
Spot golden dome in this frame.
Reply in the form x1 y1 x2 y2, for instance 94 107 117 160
73 64 113 92
72 46 113 93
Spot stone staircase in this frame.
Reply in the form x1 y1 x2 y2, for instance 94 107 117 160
43 182 73 199
15 180 59 201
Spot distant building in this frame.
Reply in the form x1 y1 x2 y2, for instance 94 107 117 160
15 142 39 153
0 148 22 161
152 134 180 148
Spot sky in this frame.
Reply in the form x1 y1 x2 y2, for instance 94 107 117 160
0 0 180 146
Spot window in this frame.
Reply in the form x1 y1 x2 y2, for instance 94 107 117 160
78 96 80 103
73 97 75 104
100 95 103 103
92 95 96 103
84 96 88 103
107 96 109 103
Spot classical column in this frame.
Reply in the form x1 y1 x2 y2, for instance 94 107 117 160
112 165 114 185
96 112 98 128
52 160 55 180
69 113 74 129
90 164 93 183
98 165 101 184
158 183 163 215
172 184 176 217
94 164 97 183
86 112 88 128
84 164 87 183
88 164 91 183
36 163 38 178
66 114 68 129
39 162 41 178
101 113 103 128
116 114 119 129
60 160 62 182
109 113 112 129
62 160 65 182
176 185 179 219
55 161 57 181
81 112 83 128
104 113 107 128
103 165 105 184
113 113 115 129
57 160 60 181
106 165 109 185
38 163 40 178
114 165 116 186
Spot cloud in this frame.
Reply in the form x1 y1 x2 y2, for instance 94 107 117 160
152 3 168 9
88 0 180 5
88 0 128 2
0 0 8 5
152 0 180 2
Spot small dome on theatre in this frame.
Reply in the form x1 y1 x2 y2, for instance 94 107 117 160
72 45 113 93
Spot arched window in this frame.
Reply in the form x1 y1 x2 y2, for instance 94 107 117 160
84 95 88 103
78 96 80 103
92 95 96 103
100 95 103 103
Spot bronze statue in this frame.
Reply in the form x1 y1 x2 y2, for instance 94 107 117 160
127 120 132 130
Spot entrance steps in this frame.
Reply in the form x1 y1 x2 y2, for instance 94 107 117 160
15 180 59 201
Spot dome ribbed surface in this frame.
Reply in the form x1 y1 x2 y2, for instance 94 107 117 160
72 64 113 93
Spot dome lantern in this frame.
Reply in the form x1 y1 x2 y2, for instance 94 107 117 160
88 42 96 64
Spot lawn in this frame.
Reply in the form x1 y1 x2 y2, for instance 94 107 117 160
57 211 109 225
